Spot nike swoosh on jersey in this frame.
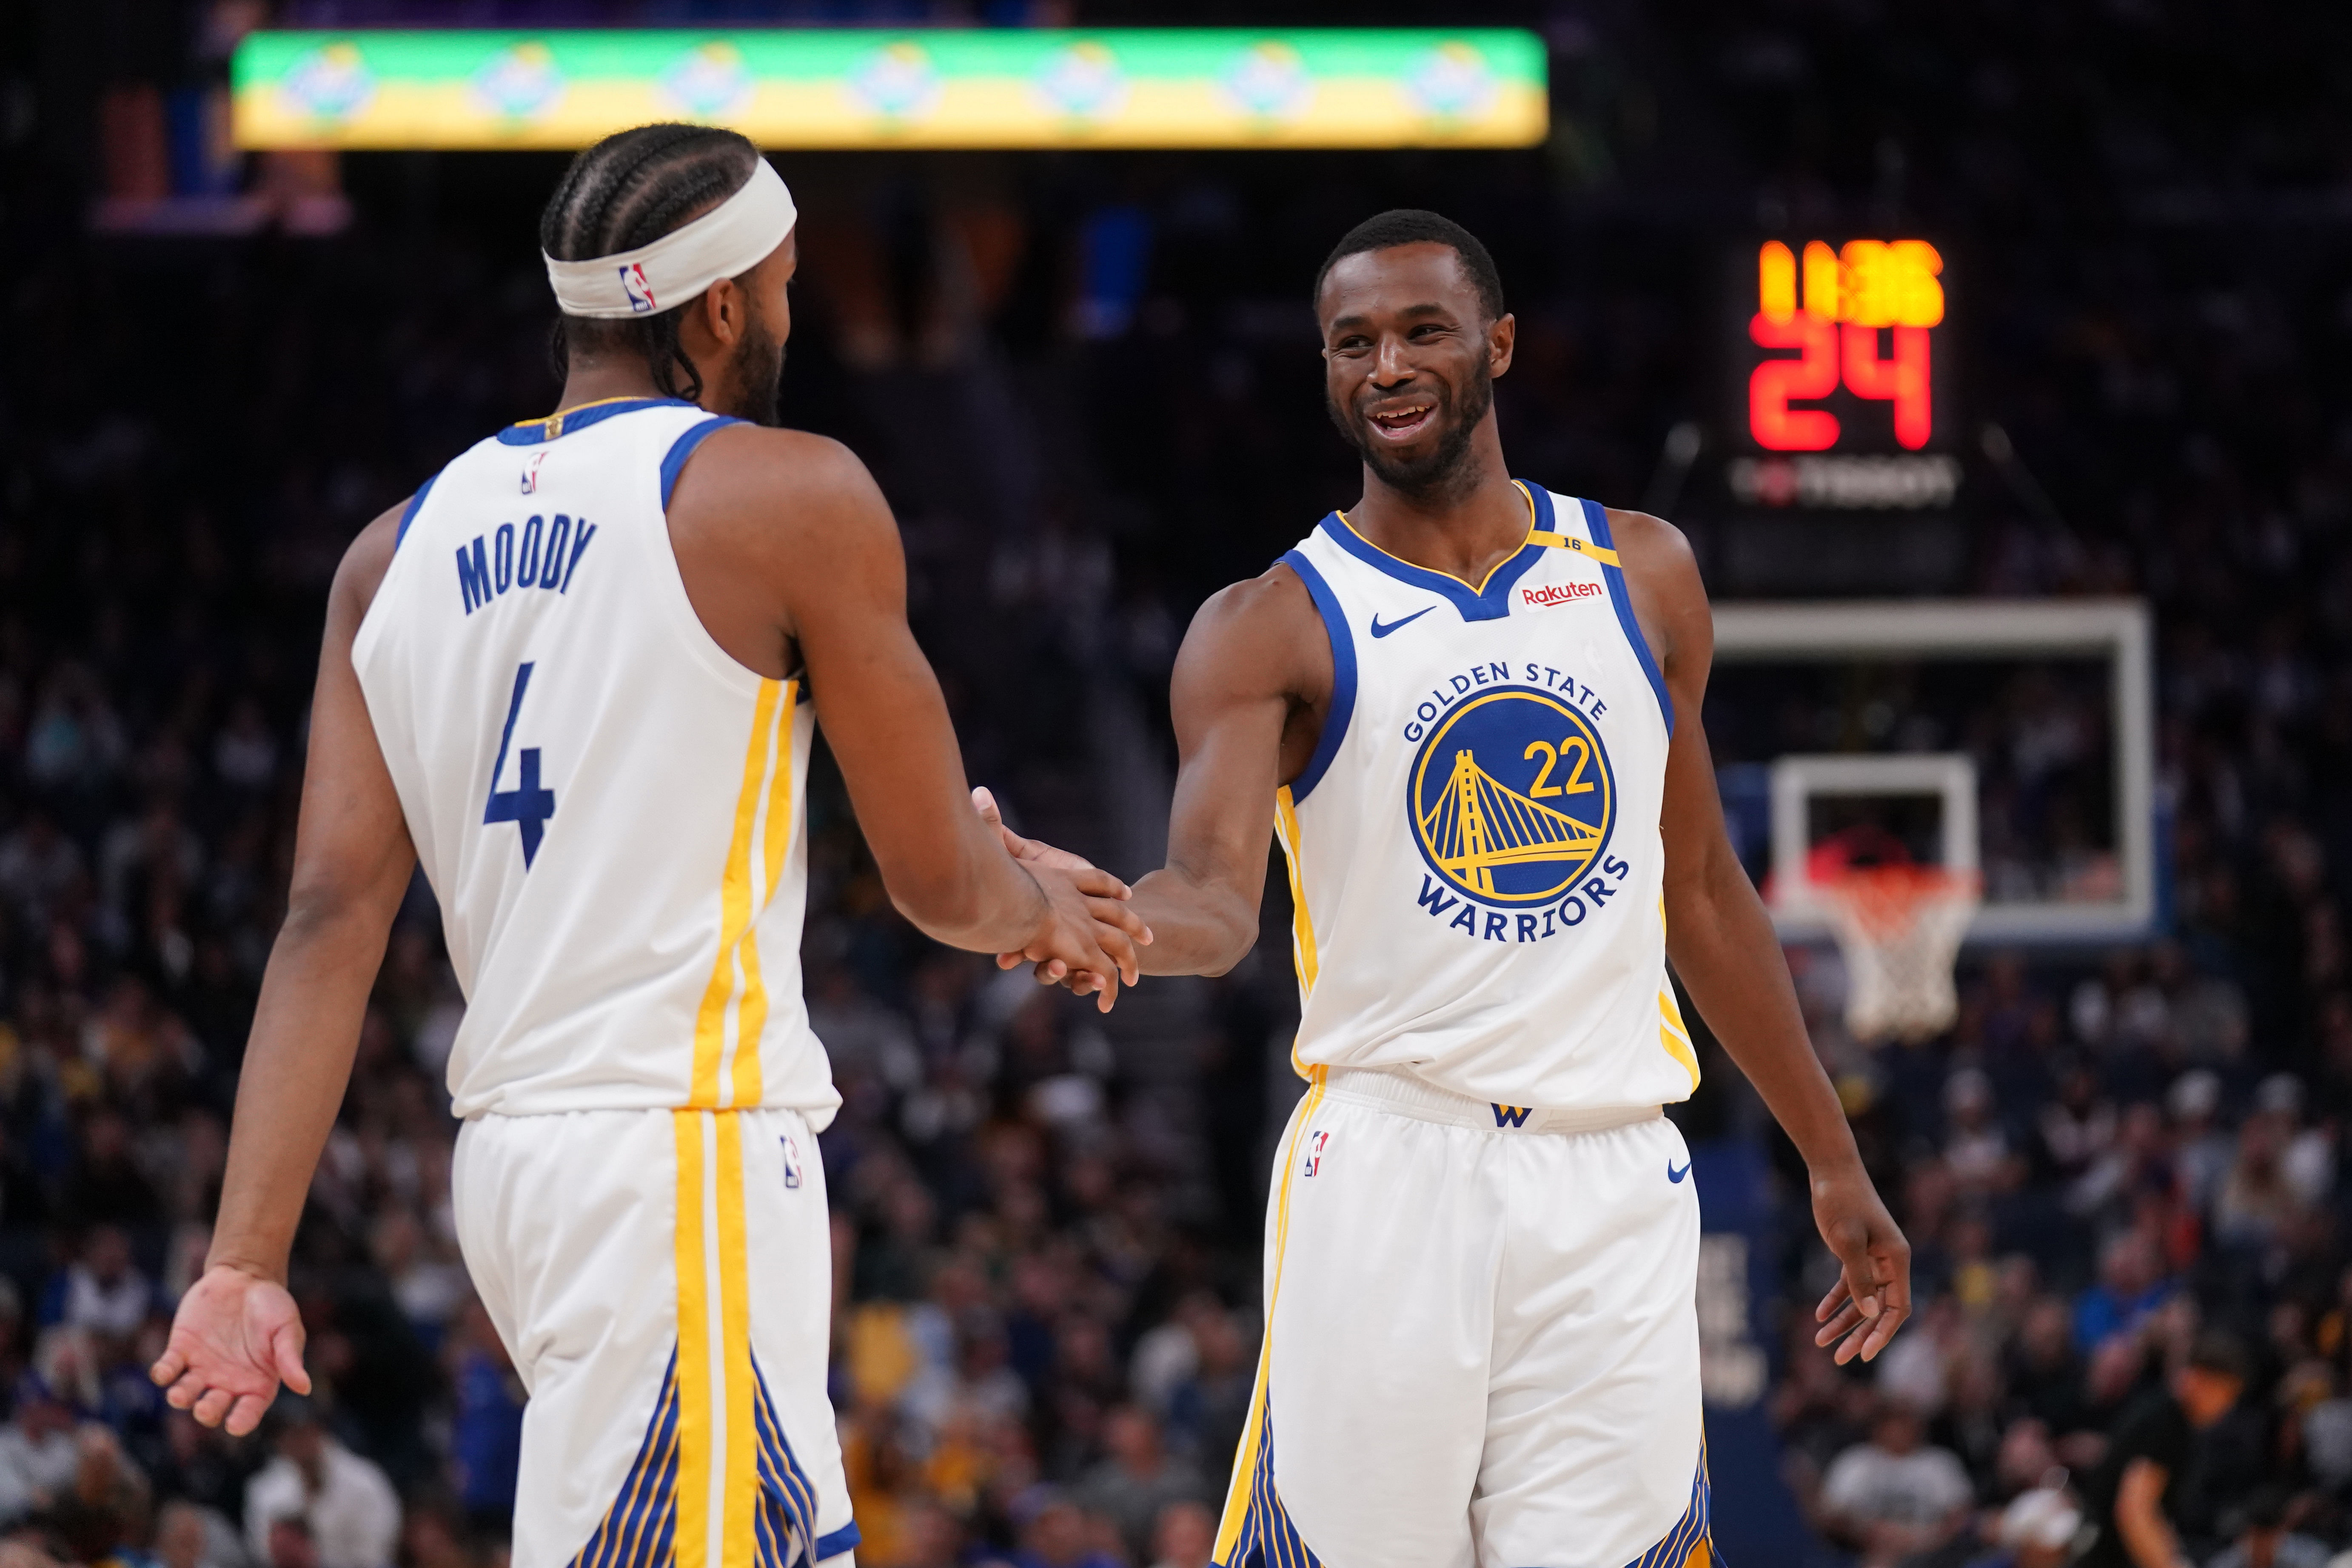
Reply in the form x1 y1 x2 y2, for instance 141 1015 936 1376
1668 1160 1691 1183
1369 606 1436 638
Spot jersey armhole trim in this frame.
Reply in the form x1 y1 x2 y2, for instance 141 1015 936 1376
659 416 748 510
392 469 442 553
813 1523 862 1562
1577 496 1675 738
1277 548 1357 804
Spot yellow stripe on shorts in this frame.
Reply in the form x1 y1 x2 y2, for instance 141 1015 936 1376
1213 1074 1327 1565
674 1110 764 1568
673 1112 716 1568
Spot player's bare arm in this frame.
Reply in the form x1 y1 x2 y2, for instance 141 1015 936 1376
668 424 1147 1002
1615 505 1913 1363
151 501 414 1434
156 160 1143 1437
1119 566 1333 975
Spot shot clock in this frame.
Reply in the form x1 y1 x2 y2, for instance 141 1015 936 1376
1723 238 1963 515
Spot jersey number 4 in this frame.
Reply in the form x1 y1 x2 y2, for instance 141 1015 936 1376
484 662 556 867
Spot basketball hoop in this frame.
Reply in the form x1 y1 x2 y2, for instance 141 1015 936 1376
1814 864 1979 1043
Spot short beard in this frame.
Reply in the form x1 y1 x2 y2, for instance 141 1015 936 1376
1328 362 1494 502
727 314 786 428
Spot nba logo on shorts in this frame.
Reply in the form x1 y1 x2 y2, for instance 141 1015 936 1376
781 1135 803 1190
1303 1129 1331 1177
620 263 656 313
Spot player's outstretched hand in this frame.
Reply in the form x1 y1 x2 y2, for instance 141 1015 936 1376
1020 862 1152 1013
1810 1164 1913 1365
150 1262 312 1435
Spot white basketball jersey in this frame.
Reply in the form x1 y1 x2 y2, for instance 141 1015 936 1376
353 397 835 1125
1273 482 1700 1113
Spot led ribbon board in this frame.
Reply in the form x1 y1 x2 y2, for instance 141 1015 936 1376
231 30 1547 151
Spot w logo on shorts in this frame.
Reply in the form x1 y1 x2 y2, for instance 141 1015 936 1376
1303 1130 1331 1177
1491 1104 1534 1129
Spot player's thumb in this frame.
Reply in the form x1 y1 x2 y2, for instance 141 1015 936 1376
273 1323 313 1395
971 786 1001 825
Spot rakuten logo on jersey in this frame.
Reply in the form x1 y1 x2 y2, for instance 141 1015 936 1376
1521 581 1604 609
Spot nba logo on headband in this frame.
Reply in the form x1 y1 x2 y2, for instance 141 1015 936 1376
620 263 656 314
546 160 795 320
545 160 795 322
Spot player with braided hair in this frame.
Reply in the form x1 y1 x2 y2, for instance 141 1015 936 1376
149 125 1149 1568
539 123 753 409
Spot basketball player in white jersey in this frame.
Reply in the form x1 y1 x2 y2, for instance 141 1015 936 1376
147 125 1146 1568
992 211 1915 1567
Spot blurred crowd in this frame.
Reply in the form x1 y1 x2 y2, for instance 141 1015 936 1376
9 1 2352 1567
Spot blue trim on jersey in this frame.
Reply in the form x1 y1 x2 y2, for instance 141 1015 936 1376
1521 476 1557 532
1315 499 1548 623
393 468 442 553
812 1524 862 1562
660 416 748 510
1278 549 1357 804
496 396 696 447
1579 496 1675 737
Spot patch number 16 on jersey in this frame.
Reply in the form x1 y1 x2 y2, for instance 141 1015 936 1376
484 662 557 868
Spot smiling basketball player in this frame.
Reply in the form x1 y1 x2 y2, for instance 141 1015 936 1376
993 210 1914 1568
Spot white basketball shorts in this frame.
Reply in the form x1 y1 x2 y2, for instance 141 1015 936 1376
453 1107 857 1568
1214 1068 1710 1568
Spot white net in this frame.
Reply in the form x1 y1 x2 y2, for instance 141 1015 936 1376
1816 867 1981 1043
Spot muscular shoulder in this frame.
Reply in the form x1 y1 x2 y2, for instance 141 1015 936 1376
681 426 887 532
1605 507 1700 590
1605 507 1709 672
1174 563 1330 704
332 501 408 625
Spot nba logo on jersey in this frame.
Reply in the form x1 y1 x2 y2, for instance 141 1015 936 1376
781 1135 803 1190
619 262 656 313
1303 1129 1331 1177
520 453 545 495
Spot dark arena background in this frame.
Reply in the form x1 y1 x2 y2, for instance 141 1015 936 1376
7 4 2352 1568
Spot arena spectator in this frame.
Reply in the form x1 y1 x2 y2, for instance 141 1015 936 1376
57 1231 147 1344
2074 1234 2176 1356
1818 1401 1975 1563
262 1519 317 1568
1072 1406 1207 1562
2075 1331 2250 1568
148 1499 241 1568
2205 1488 2330 1568
1000 1488 1122 1568
0 1382 89 1526
241 1403 399 1568
1966 1488 2083 1568
443 1302 522 1536
1143 1501 1214 1568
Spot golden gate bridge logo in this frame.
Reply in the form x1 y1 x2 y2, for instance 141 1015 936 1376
1409 688 1615 907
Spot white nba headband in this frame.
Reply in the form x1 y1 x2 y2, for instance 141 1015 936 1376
542 158 797 320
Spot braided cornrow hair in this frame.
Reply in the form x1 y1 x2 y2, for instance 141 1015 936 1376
539 123 760 404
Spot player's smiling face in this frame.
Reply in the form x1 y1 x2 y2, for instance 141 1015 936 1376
1318 242 1515 493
